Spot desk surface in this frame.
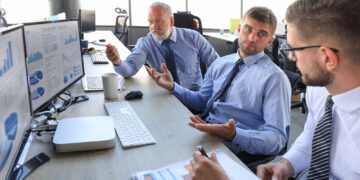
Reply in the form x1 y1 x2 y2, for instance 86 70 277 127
24 31 248 179
204 32 238 43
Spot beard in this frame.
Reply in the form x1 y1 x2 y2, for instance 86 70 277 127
301 59 334 86
151 27 171 41
238 38 259 56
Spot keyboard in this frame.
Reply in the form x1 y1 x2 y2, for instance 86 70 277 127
104 102 156 148
91 52 109 64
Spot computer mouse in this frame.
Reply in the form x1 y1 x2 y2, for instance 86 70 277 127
125 90 143 100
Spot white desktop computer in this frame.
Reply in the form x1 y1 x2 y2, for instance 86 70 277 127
53 116 115 153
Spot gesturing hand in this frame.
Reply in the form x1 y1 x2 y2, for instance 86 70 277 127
105 44 121 66
145 63 175 91
256 159 295 180
188 115 237 141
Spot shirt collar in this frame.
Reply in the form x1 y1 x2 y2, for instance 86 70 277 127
233 50 265 66
157 26 177 45
332 85 360 112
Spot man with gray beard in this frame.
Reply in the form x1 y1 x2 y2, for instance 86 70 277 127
106 2 218 91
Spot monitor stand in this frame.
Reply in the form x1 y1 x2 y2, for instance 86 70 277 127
53 116 115 152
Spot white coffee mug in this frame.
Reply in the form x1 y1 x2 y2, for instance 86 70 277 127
102 72 121 100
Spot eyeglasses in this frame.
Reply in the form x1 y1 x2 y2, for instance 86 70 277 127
243 25 269 39
280 43 339 60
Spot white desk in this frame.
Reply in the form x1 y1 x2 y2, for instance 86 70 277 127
24 31 249 179
204 32 238 43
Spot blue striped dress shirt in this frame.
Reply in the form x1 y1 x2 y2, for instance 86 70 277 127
113 27 219 91
172 51 291 155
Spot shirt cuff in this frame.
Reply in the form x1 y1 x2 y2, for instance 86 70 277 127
219 128 250 154
171 83 182 95
231 128 251 153
282 150 303 175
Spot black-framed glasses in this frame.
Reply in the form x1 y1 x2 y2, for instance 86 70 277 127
280 43 339 60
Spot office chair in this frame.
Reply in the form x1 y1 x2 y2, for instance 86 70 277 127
173 11 206 78
0 8 8 28
173 11 203 35
114 8 129 46
243 144 288 173
276 35 307 114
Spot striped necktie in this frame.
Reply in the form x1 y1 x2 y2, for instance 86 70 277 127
307 95 334 180
199 58 244 119
163 40 179 83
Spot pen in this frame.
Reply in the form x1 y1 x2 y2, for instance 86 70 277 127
197 145 209 158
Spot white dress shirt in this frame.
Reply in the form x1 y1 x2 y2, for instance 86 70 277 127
283 85 360 179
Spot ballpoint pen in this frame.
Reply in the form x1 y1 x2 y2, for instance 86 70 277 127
197 145 209 158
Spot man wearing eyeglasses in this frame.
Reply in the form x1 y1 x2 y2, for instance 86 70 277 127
146 6 291 164
186 0 360 179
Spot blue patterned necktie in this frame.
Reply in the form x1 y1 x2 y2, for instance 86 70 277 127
163 40 179 83
199 58 244 119
307 95 334 180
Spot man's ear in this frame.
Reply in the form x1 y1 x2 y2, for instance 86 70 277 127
267 37 275 46
321 47 338 71
170 16 174 27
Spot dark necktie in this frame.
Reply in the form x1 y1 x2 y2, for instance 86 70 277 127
199 58 244 119
163 40 179 83
307 95 334 180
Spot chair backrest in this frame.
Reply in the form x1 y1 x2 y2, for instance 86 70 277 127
275 35 307 92
173 11 203 35
0 16 7 28
115 15 129 38
0 8 8 28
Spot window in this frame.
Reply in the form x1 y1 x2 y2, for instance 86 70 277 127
80 0 128 26
188 0 241 29
2 0 50 23
1 0 296 28
243 0 295 23
131 0 186 26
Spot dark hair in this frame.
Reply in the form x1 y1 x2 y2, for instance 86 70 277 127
243 6 277 35
286 0 360 63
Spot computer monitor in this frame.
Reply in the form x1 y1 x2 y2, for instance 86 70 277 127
79 9 96 33
23 20 85 114
0 25 32 179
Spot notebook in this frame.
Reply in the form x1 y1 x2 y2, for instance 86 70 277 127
82 75 124 91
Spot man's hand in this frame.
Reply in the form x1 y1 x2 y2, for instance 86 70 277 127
105 44 121 66
257 158 295 180
188 115 236 141
145 63 174 91
190 151 229 180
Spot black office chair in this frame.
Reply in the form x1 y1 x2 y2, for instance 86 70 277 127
0 8 8 28
114 8 129 46
276 35 307 114
242 143 288 173
174 11 203 35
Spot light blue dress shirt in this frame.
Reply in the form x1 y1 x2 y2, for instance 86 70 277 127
113 27 219 91
172 51 291 155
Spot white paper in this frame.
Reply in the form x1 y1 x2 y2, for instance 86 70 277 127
131 150 260 180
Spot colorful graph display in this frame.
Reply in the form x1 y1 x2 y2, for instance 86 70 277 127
0 42 14 77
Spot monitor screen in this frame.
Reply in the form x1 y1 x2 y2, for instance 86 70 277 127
0 25 32 179
79 9 96 33
24 20 85 113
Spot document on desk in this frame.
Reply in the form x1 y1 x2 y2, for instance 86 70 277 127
131 150 259 180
